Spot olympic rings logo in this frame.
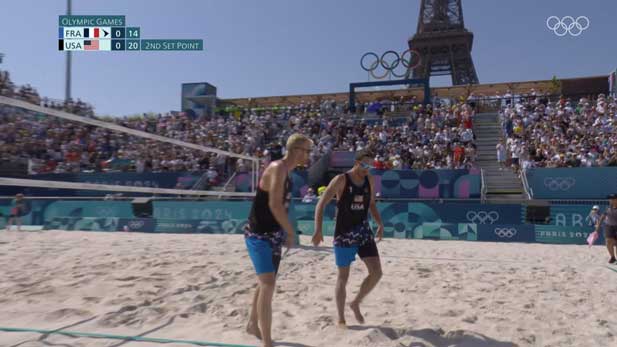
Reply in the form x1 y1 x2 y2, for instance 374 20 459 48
128 220 145 229
360 49 421 80
494 228 517 238
543 177 576 191
466 211 500 224
546 16 589 37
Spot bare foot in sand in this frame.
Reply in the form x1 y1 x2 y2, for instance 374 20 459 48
337 320 347 329
349 301 365 324
246 320 262 339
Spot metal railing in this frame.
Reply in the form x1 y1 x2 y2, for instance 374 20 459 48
191 172 210 190
480 168 487 203
547 199 608 205
520 169 532 200
223 171 238 191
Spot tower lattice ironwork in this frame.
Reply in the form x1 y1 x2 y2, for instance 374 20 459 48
407 0 479 85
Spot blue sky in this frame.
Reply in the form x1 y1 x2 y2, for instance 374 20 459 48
0 0 615 116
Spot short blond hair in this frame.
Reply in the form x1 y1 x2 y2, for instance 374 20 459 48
286 133 313 152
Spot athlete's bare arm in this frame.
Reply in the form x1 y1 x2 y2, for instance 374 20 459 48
368 175 384 241
263 161 295 242
312 174 344 246
597 213 606 231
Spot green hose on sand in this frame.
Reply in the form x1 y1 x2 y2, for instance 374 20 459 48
0 326 257 347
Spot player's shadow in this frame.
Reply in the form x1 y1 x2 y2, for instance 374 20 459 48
347 325 518 347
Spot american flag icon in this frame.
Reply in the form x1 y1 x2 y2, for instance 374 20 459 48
84 40 99 51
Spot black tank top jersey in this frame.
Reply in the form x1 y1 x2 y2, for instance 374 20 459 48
248 168 292 235
604 206 617 226
334 173 371 238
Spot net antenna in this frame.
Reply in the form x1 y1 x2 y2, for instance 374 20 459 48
0 96 260 197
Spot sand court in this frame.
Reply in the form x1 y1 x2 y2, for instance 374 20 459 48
0 230 615 347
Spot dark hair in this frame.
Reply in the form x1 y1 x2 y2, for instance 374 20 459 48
355 149 373 161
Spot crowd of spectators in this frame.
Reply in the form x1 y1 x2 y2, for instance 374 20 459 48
0 70 94 116
499 92 617 171
1 68 479 188
308 103 477 170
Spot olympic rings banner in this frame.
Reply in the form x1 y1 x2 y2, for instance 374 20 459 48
360 49 421 80
525 168 617 199
293 202 523 238
3 198 601 246
477 224 536 243
546 16 590 37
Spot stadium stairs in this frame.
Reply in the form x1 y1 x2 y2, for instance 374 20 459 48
473 113 526 202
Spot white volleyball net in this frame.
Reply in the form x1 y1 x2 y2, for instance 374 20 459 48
0 96 260 199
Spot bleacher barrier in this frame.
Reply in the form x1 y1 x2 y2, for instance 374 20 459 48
1 198 603 246
525 167 617 199
8 168 481 199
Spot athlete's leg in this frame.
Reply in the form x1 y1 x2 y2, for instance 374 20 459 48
335 266 350 326
605 227 617 262
245 237 279 346
6 216 13 231
256 272 276 347
607 238 616 261
350 248 382 324
246 285 261 339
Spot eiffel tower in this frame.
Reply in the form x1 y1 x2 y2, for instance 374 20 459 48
408 0 479 85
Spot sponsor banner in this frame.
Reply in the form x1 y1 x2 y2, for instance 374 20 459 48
549 204 606 227
153 201 251 220
293 202 521 237
154 219 201 233
117 218 155 232
43 217 251 235
431 204 522 225
412 222 478 241
526 168 617 199
477 224 536 243
21 198 612 246
43 217 120 231
43 201 133 220
158 218 248 234
372 169 481 199
535 225 604 245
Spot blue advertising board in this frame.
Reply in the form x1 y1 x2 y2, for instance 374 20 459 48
526 168 617 199
477 224 536 243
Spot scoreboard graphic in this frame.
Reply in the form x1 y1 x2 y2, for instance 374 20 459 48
58 15 203 51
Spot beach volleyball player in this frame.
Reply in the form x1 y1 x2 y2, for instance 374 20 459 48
244 133 313 347
312 150 384 327
5 193 26 232
595 194 617 264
